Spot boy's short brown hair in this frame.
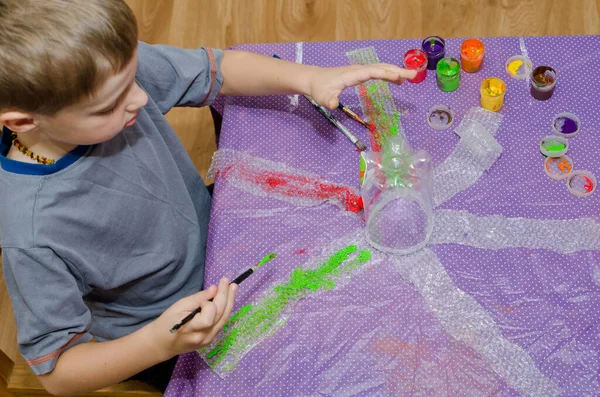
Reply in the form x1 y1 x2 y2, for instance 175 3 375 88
0 0 138 115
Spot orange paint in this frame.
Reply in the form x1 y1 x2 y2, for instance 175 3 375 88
460 38 485 73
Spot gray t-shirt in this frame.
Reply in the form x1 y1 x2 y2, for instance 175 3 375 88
0 41 223 375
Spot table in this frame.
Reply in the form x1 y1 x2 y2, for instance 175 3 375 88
166 36 600 396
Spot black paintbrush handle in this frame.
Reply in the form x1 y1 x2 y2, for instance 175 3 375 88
169 269 254 333
231 268 254 285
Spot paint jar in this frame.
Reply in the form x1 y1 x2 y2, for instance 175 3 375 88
530 66 557 101
480 77 506 112
436 57 460 92
403 49 428 83
421 36 445 70
360 136 433 255
460 38 485 73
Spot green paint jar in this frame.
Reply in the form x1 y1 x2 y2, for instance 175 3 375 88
436 57 461 92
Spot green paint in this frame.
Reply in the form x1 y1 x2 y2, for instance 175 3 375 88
436 58 459 76
257 253 277 267
436 57 460 92
346 47 405 152
201 245 372 370
543 140 566 152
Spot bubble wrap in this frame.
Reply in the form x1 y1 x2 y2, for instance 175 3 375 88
392 248 561 397
430 209 600 253
208 148 363 214
433 108 503 207
198 231 381 378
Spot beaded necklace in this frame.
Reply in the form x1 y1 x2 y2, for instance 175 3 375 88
10 133 56 165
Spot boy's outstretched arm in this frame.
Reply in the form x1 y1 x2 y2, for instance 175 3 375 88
38 278 237 396
220 50 417 110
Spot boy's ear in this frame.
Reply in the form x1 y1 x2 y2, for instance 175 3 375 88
0 111 38 133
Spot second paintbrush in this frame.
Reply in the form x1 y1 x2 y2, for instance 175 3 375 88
169 253 277 333
304 95 367 151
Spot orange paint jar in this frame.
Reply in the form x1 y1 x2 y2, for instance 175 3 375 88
460 38 485 73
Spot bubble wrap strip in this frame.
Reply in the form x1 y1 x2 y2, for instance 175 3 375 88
430 209 600 253
454 107 504 138
198 230 379 377
208 149 363 213
346 46 405 151
433 110 503 207
393 248 561 397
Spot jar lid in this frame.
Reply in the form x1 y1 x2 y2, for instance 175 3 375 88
544 155 573 180
566 170 596 197
552 112 581 138
540 135 569 157
505 55 532 80
427 105 455 130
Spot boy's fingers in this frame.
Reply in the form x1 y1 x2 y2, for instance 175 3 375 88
177 285 217 311
210 284 238 339
211 277 230 323
186 301 217 331
376 63 418 79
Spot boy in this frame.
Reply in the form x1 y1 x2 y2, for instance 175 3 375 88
0 0 416 394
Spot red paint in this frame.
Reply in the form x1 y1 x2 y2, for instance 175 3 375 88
293 249 307 255
359 84 382 152
219 164 364 213
403 49 428 83
584 176 594 193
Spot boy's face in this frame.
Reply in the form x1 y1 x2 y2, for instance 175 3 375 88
34 50 148 146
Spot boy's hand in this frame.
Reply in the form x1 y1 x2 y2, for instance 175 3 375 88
307 64 418 110
151 277 238 359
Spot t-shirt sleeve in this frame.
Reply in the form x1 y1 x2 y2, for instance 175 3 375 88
2 248 93 375
136 41 224 114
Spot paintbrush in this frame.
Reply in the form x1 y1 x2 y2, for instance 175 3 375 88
303 95 367 151
169 253 277 334
337 102 372 130
272 54 367 151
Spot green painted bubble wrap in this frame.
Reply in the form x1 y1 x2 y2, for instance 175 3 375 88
346 46 404 151
198 239 372 377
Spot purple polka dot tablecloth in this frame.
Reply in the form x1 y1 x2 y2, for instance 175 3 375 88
166 36 600 396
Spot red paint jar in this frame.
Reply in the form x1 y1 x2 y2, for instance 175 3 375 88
403 49 428 83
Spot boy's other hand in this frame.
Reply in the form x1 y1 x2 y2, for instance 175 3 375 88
308 64 418 110
151 277 238 359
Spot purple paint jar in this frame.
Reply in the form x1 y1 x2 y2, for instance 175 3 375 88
530 66 557 101
422 36 446 71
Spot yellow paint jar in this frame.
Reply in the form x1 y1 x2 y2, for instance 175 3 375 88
480 77 506 112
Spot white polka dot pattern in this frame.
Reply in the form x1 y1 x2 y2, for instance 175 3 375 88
166 36 600 397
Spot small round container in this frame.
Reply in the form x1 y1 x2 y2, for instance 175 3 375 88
505 55 532 80
422 36 445 71
566 170 596 197
540 135 569 157
460 38 485 73
552 112 581 138
544 155 573 180
427 105 455 130
480 77 506 112
530 66 557 101
436 57 460 92
403 49 428 84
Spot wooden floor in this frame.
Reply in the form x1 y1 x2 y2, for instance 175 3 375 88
1 1 599 395
125 0 600 179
